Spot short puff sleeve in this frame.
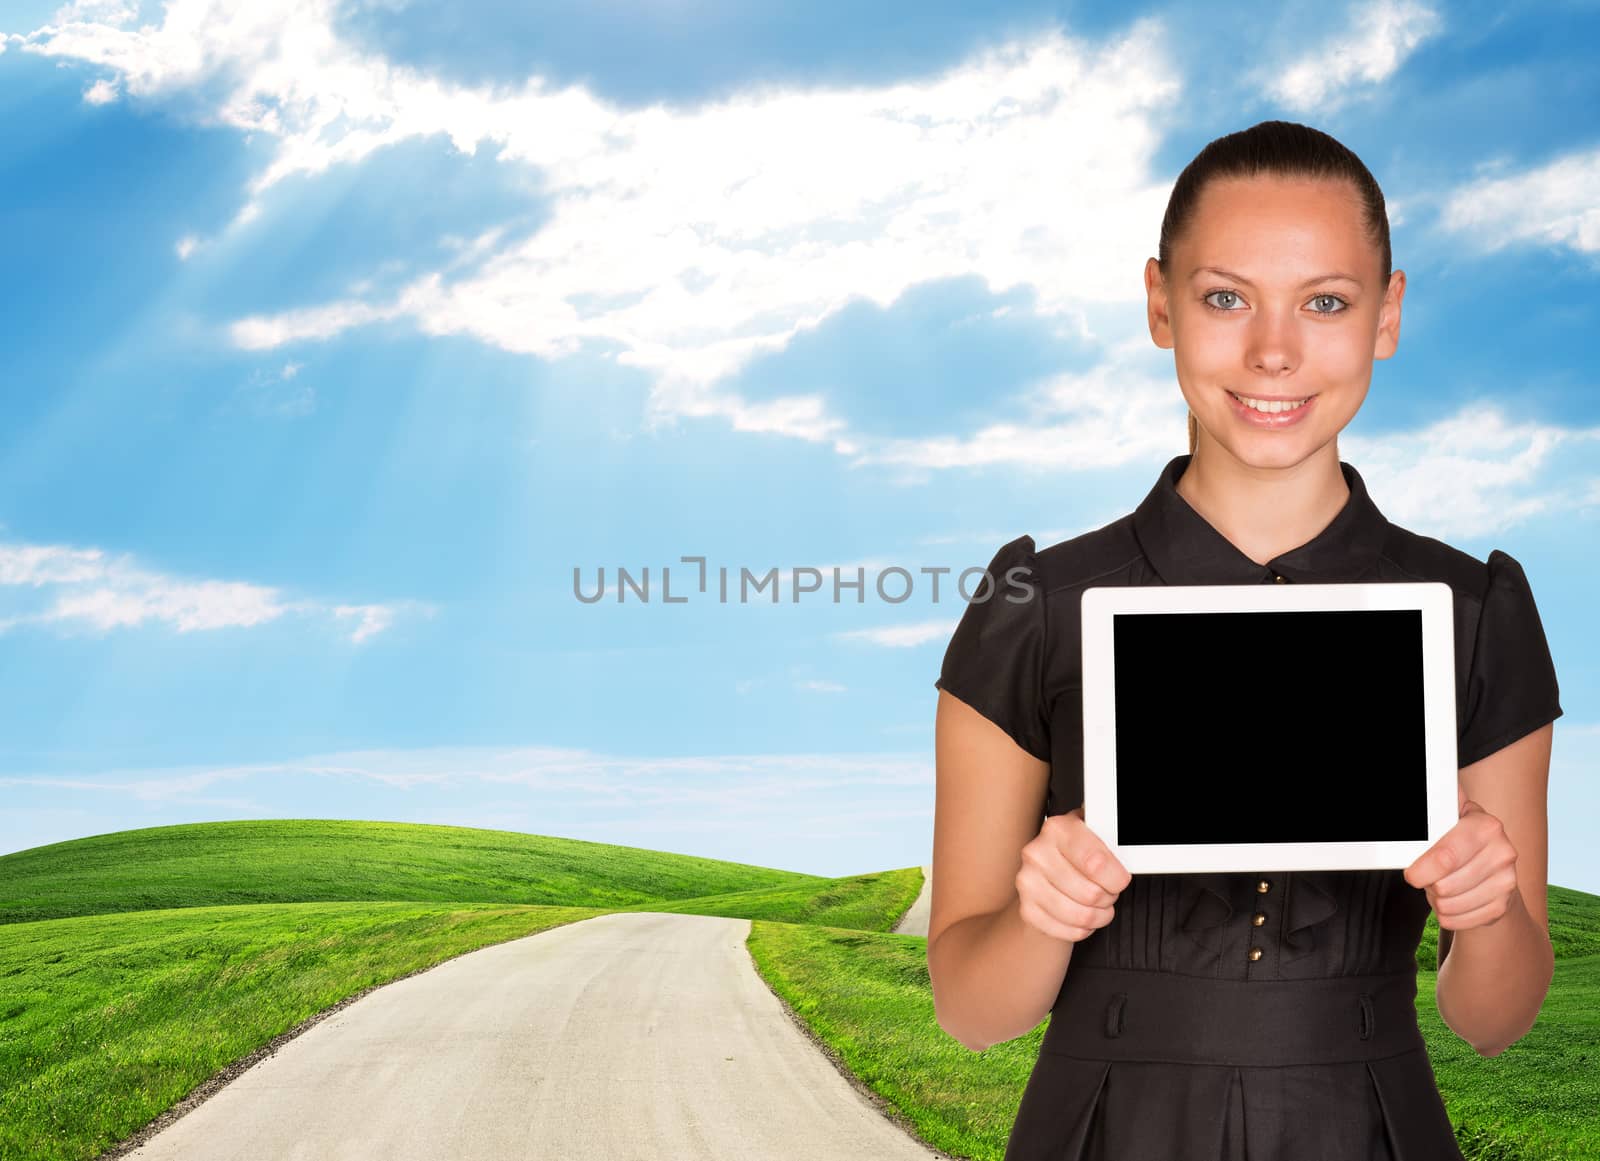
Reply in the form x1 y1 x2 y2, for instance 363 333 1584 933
1457 548 1564 768
932 534 1050 763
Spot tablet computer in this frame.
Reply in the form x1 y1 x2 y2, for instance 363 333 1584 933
1080 581 1458 873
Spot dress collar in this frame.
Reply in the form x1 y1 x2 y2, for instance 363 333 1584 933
1132 453 1389 585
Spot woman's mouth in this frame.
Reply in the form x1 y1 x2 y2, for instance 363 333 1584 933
1226 389 1316 428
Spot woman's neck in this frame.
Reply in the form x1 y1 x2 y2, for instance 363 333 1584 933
1174 441 1352 567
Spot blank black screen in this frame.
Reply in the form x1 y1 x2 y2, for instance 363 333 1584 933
1113 609 1428 844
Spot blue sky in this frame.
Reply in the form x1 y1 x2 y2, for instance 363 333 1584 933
1 0 1597 890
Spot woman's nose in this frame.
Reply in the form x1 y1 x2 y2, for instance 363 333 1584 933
1245 307 1300 374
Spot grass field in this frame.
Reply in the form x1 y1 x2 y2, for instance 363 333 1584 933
0 819 831 924
1 820 1595 1161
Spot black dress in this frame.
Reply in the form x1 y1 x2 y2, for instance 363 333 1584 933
933 453 1564 1161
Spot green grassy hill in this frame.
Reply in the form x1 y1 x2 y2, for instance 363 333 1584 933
0 819 832 924
1417 882 1600 967
0 820 923 1161
0 820 1595 1161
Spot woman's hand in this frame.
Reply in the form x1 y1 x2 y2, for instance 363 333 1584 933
1404 784 1523 931
1016 806 1133 942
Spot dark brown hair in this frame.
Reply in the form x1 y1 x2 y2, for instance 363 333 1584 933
1158 120 1392 454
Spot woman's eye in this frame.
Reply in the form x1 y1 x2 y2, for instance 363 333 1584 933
1202 290 1350 315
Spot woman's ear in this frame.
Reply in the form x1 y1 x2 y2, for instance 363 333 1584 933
1146 257 1174 350
1373 269 1406 360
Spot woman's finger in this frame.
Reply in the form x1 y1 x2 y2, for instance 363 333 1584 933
1020 845 1117 913
1018 856 1114 928
1028 881 1114 933
1016 874 1088 942
1430 836 1514 900
1432 862 1518 919
1435 896 1512 931
1040 853 1119 909
1050 810 1132 897
1016 866 1111 941
1016 903 1096 944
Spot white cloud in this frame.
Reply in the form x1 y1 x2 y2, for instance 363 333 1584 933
1342 403 1600 540
848 333 1187 472
0 540 416 642
0 742 935 801
12 3 1182 453
1437 146 1600 258
840 327 1600 537
50 0 146 26
333 602 397 643
20 0 1588 529
1265 0 1442 112
0 543 110 586
46 578 285 632
0 742 949 876
796 679 847 693
231 360 317 416
834 619 958 648
83 76 119 103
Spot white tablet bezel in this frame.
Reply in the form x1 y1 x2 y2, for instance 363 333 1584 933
1080 581 1458 873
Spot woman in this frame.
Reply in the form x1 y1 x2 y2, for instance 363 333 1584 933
928 120 1563 1160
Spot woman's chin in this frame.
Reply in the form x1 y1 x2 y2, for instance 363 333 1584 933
1213 433 1341 472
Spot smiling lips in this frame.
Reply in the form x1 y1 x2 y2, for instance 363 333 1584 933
1226 389 1316 427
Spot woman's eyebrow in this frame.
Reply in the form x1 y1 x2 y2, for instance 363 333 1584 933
1189 265 1363 288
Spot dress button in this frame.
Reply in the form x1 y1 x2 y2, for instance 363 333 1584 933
1257 878 1271 894
1248 947 1263 962
1274 574 1287 583
1252 912 1267 927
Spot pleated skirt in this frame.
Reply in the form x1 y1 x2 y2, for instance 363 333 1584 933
1002 967 1465 1161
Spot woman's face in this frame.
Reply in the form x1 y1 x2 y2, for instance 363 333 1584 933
1146 174 1405 470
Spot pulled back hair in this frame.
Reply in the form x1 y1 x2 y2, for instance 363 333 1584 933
1158 120 1393 455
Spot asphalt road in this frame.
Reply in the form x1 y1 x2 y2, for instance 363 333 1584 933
127 906 947 1161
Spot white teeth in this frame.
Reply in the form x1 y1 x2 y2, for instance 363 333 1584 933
1231 392 1309 414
